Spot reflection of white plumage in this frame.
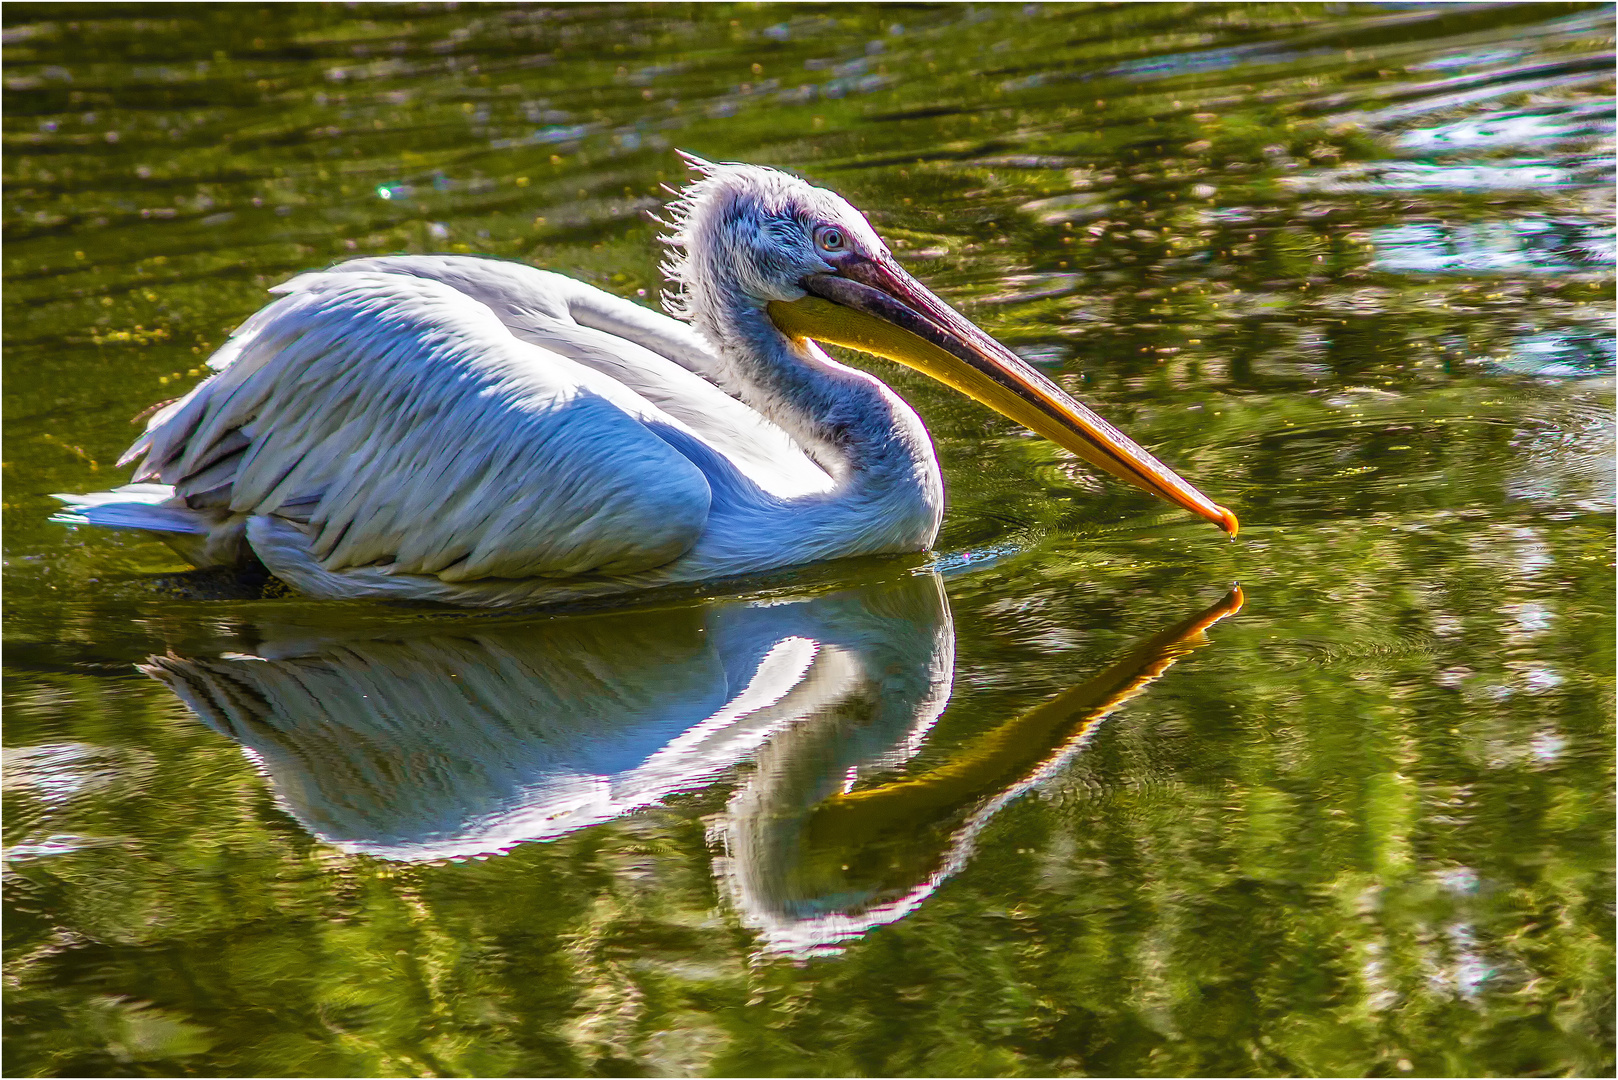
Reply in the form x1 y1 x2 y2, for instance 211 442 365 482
142 574 956 864
142 572 1241 956
58 154 1234 607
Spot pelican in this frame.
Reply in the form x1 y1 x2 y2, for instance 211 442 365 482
56 153 1236 607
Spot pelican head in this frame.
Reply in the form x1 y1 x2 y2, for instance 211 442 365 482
661 152 1238 535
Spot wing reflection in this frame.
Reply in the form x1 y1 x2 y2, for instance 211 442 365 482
144 575 1240 954
145 574 954 862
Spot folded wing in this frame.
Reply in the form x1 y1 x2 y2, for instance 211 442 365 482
323 255 834 498
122 271 715 581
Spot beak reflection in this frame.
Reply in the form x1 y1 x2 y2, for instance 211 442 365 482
768 256 1238 536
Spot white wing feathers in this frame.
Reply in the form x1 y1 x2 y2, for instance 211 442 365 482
324 257 833 498
122 270 719 581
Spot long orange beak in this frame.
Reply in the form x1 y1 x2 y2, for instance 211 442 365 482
767 255 1237 535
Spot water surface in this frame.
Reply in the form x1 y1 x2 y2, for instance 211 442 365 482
4 3 1613 1076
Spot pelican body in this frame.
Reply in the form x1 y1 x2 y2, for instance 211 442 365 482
57 155 1235 607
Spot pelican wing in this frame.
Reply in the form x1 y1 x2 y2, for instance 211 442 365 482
322 255 833 498
122 271 718 581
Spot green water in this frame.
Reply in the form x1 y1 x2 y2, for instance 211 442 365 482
4 3 1613 1076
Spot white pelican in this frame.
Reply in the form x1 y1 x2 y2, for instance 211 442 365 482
57 154 1236 607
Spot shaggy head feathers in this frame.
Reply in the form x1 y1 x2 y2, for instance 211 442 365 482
657 152 888 333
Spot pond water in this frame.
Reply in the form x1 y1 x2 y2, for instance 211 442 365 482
4 3 1613 1076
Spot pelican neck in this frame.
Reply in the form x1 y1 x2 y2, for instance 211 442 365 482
698 298 935 485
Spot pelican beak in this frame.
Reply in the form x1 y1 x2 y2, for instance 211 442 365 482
766 256 1238 535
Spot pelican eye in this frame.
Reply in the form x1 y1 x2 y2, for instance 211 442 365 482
815 226 846 252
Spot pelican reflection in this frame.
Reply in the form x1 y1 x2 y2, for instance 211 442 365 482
144 573 1240 954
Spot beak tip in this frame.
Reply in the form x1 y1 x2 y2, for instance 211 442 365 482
1214 505 1240 537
